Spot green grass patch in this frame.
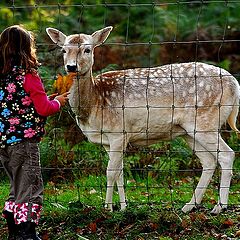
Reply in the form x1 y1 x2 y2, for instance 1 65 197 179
1 175 240 239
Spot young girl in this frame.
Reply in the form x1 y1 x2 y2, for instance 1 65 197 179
0 25 69 240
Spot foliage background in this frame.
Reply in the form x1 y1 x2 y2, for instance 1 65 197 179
0 1 240 239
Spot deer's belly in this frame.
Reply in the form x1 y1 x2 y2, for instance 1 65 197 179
80 123 110 145
128 125 186 146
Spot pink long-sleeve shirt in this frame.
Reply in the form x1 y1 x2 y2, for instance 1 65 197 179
23 73 60 117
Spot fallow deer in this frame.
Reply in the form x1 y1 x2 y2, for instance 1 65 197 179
46 26 240 214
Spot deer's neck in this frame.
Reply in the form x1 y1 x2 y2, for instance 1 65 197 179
69 71 97 124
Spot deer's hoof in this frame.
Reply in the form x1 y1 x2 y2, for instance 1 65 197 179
105 203 113 212
182 203 196 213
120 202 127 211
211 204 226 215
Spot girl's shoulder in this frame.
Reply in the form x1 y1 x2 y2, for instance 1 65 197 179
26 68 39 77
24 69 43 88
25 68 41 82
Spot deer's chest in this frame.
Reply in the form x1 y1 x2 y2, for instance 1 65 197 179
76 116 110 146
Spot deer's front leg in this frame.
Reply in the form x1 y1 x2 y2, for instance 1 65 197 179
116 163 127 210
105 140 126 211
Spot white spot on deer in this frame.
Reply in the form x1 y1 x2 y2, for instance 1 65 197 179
128 73 134 79
179 67 185 74
206 85 211 92
135 93 143 98
199 81 204 88
131 81 137 86
154 71 159 78
111 91 117 98
141 80 146 85
187 69 195 77
199 67 205 76
129 94 134 99
203 93 208 100
162 77 169 84
189 86 195 94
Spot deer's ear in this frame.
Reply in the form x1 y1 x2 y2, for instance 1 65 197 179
92 26 113 47
46 28 66 47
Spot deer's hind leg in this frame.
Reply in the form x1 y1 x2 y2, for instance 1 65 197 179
184 131 234 214
182 135 217 213
210 137 235 214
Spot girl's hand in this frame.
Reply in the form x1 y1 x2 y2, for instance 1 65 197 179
54 92 70 107
49 93 59 100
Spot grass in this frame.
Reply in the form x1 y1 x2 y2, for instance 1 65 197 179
0 174 240 239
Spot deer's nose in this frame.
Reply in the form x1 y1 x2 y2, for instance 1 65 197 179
66 65 77 72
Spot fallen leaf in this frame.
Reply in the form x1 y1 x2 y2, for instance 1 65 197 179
181 177 192 183
89 222 97 233
181 219 190 229
197 213 208 222
209 198 217 205
149 222 158 231
222 218 234 228
41 230 49 240
189 212 197 222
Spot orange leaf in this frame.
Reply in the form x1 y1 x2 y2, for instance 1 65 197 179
53 73 76 94
222 219 234 228
181 219 189 229
209 198 217 205
189 212 197 222
89 222 97 233
197 213 207 222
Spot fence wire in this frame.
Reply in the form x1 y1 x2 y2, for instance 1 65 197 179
0 0 240 211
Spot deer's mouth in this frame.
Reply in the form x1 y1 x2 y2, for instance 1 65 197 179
66 65 77 73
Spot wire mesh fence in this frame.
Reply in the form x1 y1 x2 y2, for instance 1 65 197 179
0 0 240 216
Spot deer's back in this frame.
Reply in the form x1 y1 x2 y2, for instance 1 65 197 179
95 62 238 109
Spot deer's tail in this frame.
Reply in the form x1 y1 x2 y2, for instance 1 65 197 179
227 90 240 134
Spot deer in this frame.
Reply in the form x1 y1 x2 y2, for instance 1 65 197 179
46 26 240 214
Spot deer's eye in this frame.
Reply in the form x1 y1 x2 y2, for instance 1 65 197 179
61 49 66 54
84 48 91 54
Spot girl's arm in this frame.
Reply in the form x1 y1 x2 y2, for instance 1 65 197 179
23 73 64 117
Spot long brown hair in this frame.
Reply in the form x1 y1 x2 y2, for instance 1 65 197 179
0 25 39 74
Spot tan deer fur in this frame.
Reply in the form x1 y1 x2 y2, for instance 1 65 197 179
46 26 240 214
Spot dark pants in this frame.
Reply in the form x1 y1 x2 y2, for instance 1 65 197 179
0 139 43 224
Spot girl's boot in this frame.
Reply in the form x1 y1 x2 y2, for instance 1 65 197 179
16 221 41 240
3 210 18 240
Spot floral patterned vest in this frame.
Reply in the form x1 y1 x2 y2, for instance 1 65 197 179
0 66 46 148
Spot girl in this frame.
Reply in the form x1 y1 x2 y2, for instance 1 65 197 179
0 25 69 240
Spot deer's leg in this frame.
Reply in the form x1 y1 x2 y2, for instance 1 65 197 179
105 139 126 211
116 161 127 210
210 138 234 214
103 145 113 211
188 132 234 214
182 135 216 213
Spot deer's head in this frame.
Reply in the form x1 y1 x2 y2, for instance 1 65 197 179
46 26 113 75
